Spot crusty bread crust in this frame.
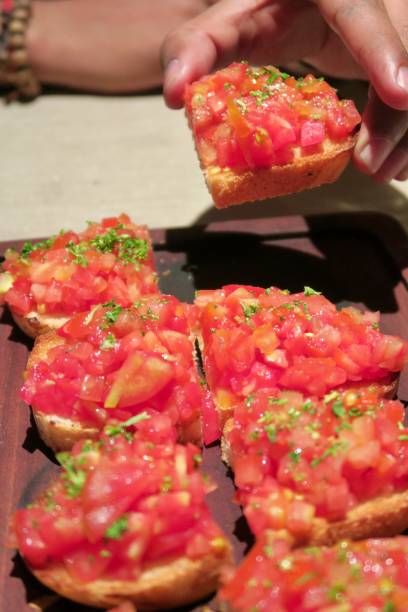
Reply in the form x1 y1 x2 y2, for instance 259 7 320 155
32 544 233 609
307 489 408 546
12 310 69 339
26 329 65 368
33 412 99 452
204 136 356 208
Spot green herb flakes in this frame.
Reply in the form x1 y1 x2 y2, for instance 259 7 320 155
303 286 321 297
56 452 87 498
105 515 128 540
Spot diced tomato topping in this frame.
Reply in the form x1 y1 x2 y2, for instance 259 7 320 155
185 63 360 170
195 285 408 415
220 533 408 611
226 386 408 534
1 214 158 316
12 417 230 581
21 296 205 442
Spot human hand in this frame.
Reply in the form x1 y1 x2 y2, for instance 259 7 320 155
162 0 408 182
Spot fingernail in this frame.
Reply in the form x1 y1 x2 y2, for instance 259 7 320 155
397 66 408 92
357 137 391 174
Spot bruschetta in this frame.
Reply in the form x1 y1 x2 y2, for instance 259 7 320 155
0 214 158 338
22 295 213 451
10 414 233 609
194 285 407 430
185 63 361 208
219 531 408 611
224 387 408 546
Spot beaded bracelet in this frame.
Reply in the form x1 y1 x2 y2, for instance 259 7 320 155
0 0 40 101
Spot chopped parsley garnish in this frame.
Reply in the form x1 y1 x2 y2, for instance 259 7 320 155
140 307 160 321
118 236 148 263
104 412 150 440
289 448 302 464
372 322 380 330
66 241 88 267
332 400 346 418
245 394 255 407
303 286 321 297
327 582 345 602
20 237 54 259
105 515 128 540
100 333 117 351
264 424 277 443
56 452 87 498
267 73 279 84
241 302 260 321
268 397 288 406
311 441 348 467
249 89 270 105
224 82 232 90
399 435 408 441
103 301 123 325
348 407 364 418
383 602 396 612
89 228 148 264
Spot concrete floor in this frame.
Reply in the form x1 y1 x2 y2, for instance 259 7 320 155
1 84 407 241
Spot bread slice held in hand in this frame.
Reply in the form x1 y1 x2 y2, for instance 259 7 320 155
10 415 233 609
0 213 158 338
185 63 361 208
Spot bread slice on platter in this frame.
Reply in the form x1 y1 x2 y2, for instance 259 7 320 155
0 213 158 338
11 416 233 609
194 285 407 432
23 296 208 451
223 387 408 546
185 63 361 208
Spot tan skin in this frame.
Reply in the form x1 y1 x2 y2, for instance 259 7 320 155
161 0 408 182
25 0 216 93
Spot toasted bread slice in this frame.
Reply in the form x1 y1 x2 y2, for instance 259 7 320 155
204 136 355 209
25 303 204 451
33 412 98 452
32 547 232 610
222 431 408 545
12 310 70 339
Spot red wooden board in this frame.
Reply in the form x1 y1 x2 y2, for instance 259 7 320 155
2 212 408 611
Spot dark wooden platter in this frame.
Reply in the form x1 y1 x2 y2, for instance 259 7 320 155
2 211 408 611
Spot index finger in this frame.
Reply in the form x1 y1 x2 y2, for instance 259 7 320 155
316 0 408 110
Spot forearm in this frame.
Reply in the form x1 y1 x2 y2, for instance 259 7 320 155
25 0 214 94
